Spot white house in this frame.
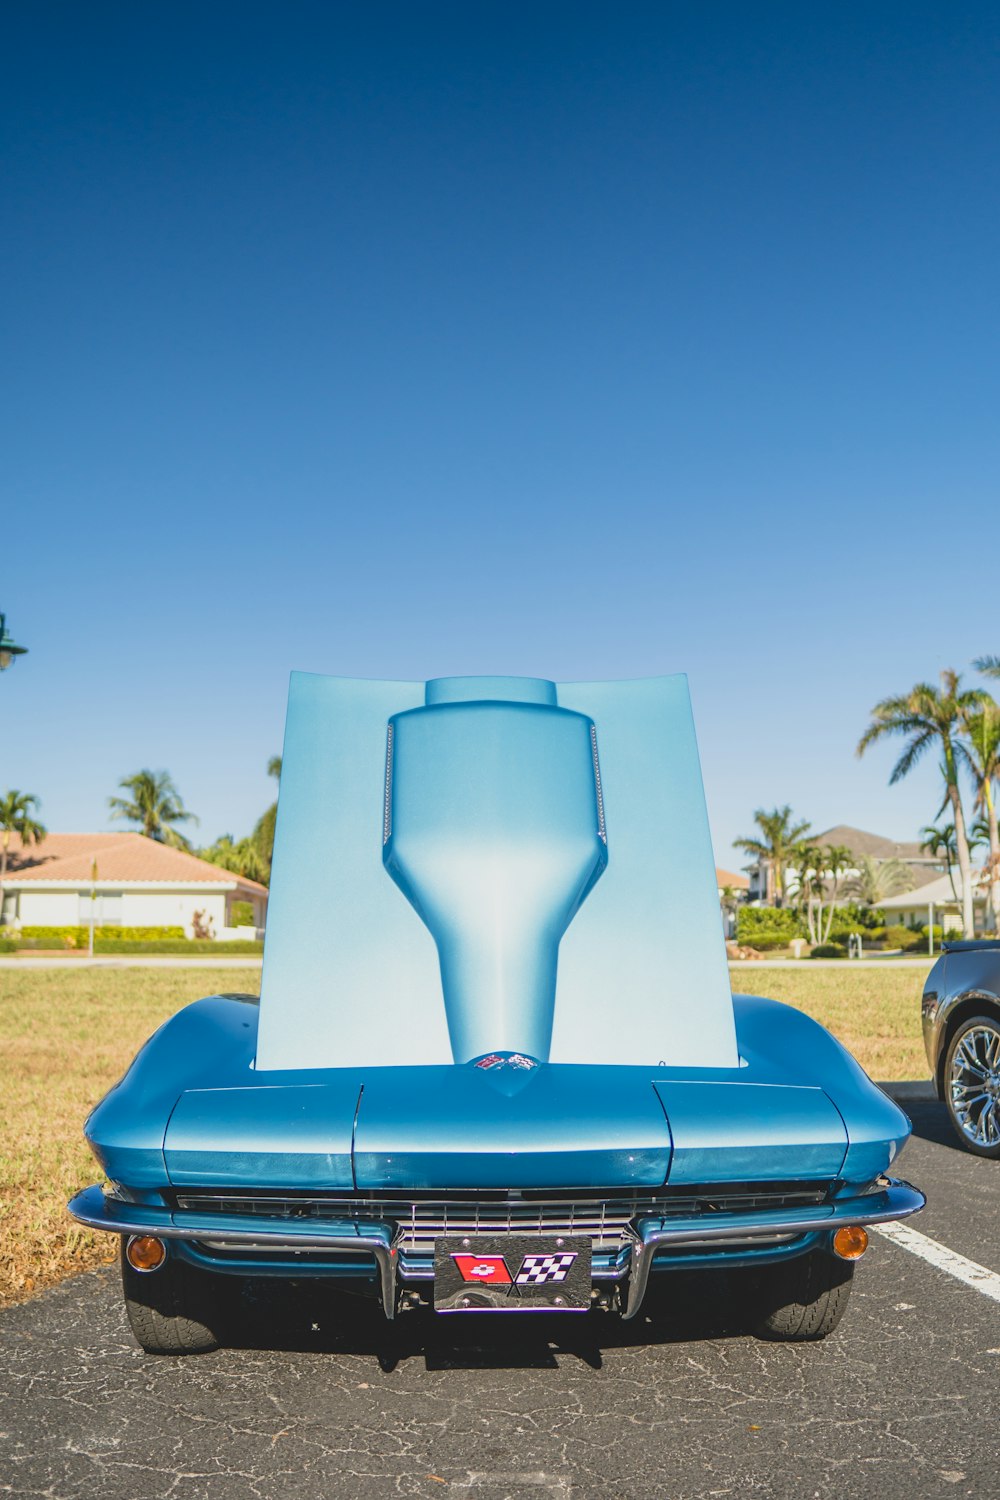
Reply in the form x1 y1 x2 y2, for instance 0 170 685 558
716 866 749 938
877 870 989 934
744 824 942 905
0 832 268 938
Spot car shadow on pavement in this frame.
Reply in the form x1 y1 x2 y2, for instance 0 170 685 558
223 1270 762 1371
903 1096 967 1154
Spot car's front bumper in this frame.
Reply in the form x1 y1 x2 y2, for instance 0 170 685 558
68 1176 924 1320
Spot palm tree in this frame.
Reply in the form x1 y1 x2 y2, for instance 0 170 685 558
920 822 961 902
252 755 282 875
793 842 854 944
199 834 268 885
858 671 985 937
733 806 811 907
719 883 740 936
0 790 46 920
843 854 914 907
108 770 198 848
959 696 1000 931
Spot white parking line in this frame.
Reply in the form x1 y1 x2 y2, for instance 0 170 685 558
874 1222 1000 1304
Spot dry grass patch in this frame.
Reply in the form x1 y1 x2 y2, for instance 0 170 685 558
0 968 260 1308
731 965 932 1081
1 963 930 1309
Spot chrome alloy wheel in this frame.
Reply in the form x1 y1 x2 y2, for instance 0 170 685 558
948 1019 1000 1153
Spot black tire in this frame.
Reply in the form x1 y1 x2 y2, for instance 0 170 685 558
943 1014 1000 1159
753 1251 854 1342
121 1241 224 1354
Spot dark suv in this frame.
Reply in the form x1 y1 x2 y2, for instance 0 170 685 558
922 940 1000 1157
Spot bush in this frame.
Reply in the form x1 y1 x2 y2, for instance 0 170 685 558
17 925 187 947
827 903 885 938
811 943 847 959
0 938 17 953
229 901 255 927
91 938 264 954
736 908 804 949
884 924 920 950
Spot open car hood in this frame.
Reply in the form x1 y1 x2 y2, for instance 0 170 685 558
256 674 738 1073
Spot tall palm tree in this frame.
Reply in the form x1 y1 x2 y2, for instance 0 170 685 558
733 806 811 907
792 842 856 944
843 854 913 907
858 671 984 937
959 696 1000 931
0 790 47 920
108 770 198 849
920 822 961 902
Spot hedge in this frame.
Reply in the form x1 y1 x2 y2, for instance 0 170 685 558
92 939 264 954
17 925 187 947
736 907 804 948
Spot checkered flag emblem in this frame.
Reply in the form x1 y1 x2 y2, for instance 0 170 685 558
514 1253 577 1285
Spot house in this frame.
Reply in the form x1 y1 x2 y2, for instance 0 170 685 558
716 867 749 937
878 870 989 934
745 824 941 904
0 832 268 938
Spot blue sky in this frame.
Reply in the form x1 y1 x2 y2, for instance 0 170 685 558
2 2 998 863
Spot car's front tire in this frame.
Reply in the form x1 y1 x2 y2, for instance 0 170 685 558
753 1250 854 1341
121 1242 224 1354
944 1014 1000 1158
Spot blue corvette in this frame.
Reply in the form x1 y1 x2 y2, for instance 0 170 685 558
69 673 923 1352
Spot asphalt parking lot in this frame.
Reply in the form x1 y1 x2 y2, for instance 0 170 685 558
2 1095 998 1500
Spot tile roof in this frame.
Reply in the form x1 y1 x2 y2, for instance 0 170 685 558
812 825 931 862
879 870 989 908
3 832 268 894
716 866 750 889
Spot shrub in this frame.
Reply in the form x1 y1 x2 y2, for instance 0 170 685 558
229 900 255 927
884 924 920 950
827 903 885 938
736 908 804 948
18 925 187 946
91 938 263 954
811 942 847 959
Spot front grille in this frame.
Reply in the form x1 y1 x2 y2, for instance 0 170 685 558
174 1184 829 1255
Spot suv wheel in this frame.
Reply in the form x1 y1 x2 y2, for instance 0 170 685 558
944 1014 1000 1158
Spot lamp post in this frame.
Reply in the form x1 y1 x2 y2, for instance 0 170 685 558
0 612 27 671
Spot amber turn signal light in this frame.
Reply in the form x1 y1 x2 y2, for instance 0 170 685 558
126 1235 167 1272
832 1224 869 1260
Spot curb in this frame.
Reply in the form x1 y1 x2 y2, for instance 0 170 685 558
875 1080 936 1100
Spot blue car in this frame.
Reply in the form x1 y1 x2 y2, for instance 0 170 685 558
69 673 923 1352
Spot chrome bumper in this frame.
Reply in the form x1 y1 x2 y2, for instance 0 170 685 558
621 1176 925 1317
68 1176 925 1323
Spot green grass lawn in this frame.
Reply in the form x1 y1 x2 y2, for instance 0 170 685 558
730 964 932 1083
0 963 931 1308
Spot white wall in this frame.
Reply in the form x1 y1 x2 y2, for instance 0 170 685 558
120 890 228 934
18 890 79 925
15 887 229 936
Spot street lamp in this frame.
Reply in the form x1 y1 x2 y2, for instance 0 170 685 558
0 611 27 671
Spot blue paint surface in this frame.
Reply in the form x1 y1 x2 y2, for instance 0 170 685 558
85 992 911 1195
256 672 738 1070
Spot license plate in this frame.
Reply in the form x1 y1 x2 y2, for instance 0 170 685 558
434 1235 592 1312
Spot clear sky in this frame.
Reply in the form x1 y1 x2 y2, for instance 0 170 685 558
2 2 998 863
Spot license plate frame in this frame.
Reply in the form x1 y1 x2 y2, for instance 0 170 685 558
433 1235 592 1313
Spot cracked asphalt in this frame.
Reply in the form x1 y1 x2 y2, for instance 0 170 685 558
2 1097 998 1500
